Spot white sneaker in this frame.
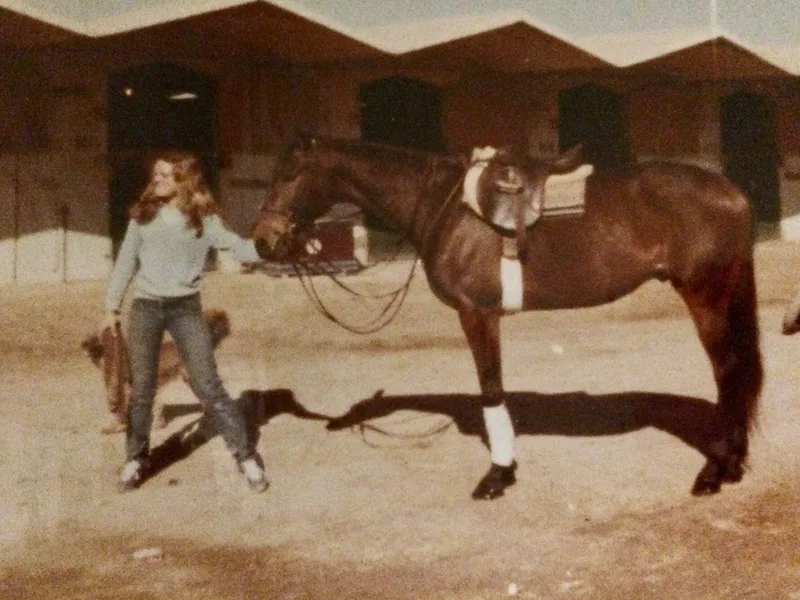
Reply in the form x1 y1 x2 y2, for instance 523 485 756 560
240 457 269 493
117 459 144 492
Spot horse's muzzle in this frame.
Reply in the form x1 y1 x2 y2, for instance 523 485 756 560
254 223 313 262
253 212 295 260
254 235 278 261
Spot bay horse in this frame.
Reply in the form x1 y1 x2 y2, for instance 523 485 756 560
252 134 762 500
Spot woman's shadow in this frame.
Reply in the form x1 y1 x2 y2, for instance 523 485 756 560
146 389 331 479
325 389 726 459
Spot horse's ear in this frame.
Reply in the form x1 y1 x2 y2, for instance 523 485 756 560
551 144 584 174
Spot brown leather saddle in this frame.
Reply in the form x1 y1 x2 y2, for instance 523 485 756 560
462 146 592 258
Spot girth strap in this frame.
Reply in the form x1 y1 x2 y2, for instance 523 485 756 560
501 237 523 313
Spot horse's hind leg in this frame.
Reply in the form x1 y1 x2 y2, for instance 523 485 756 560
678 260 763 495
458 308 517 500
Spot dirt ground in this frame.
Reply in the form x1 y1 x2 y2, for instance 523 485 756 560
3 240 800 599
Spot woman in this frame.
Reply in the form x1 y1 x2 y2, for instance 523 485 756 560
101 151 268 493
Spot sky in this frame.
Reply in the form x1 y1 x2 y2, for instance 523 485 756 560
3 0 799 72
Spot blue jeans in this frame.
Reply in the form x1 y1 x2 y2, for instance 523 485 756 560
125 294 253 462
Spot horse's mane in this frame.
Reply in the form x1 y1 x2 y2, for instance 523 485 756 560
273 132 464 178
269 132 309 184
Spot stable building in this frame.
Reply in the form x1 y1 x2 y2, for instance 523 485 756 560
1 0 799 283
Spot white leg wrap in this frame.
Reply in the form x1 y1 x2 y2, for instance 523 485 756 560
500 257 523 313
483 404 515 467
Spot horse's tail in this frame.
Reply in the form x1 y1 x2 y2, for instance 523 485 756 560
724 256 763 433
685 253 763 493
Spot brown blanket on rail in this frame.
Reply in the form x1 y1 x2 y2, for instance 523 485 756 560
81 309 231 434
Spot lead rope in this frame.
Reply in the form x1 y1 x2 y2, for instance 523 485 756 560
290 159 466 442
292 259 455 445
334 391 455 449
290 157 466 334
292 257 419 334
337 164 464 442
353 413 454 448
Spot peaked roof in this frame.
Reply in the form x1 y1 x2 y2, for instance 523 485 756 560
1 0 799 78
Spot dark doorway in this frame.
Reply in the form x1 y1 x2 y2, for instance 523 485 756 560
107 63 217 255
558 84 631 171
360 75 445 153
720 92 780 224
360 76 445 233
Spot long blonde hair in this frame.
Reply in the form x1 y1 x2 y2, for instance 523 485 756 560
130 151 218 235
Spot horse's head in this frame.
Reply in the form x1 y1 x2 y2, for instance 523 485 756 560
252 134 337 261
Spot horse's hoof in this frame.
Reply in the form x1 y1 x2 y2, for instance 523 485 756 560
691 460 723 496
721 458 745 484
471 462 517 500
691 477 721 496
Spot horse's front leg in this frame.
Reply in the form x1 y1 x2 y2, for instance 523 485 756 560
458 308 517 500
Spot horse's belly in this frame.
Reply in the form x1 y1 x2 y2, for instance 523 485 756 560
520 260 655 310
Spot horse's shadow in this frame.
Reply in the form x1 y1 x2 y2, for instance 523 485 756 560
326 389 724 458
147 388 331 479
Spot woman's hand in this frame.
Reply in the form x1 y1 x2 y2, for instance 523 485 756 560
99 310 121 336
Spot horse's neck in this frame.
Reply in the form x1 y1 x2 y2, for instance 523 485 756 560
326 149 463 249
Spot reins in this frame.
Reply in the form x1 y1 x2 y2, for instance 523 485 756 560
351 412 454 448
290 254 419 334
418 164 467 254
332 390 455 449
272 148 467 335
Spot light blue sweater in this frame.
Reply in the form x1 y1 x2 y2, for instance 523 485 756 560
105 206 260 311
